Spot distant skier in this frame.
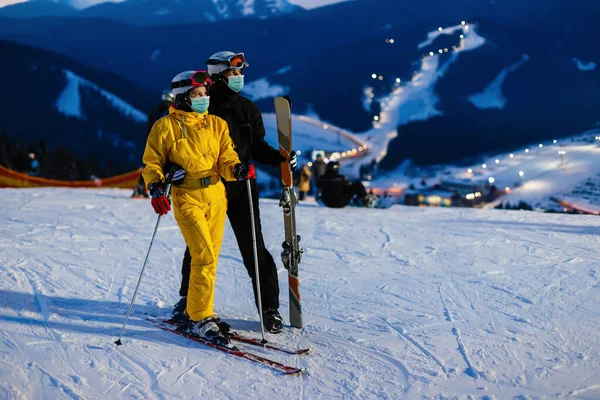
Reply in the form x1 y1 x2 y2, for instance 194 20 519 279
297 164 311 200
172 51 297 334
317 161 377 208
311 153 327 192
142 70 249 346
132 90 174 198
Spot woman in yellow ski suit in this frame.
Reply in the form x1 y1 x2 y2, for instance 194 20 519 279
142 70 255 345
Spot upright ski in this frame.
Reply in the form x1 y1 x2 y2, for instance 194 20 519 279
274 96 303 329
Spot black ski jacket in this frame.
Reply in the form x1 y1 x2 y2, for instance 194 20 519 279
209 85 281 166
317 170 352 208
147 101 171 134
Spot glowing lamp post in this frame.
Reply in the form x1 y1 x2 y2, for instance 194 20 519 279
558 150 566 165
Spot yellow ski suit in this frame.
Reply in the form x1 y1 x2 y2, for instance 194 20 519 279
142 107 240 321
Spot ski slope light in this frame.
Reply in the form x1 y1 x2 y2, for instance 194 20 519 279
539 144 544 148
519 171 524 177
495 159 500 164
505 187 511 192
390 39 395 44
371 74 377 79
308 162 313 167
525 149 530 153
460 35 464 39
378 76 383 80
438 27 443 32
509 154 514 158
488 177 495 184
323 124 328 129
553 140 558 144
467 168 473 173
429 52 435 56
438 49 443 54
396 78 401 83
482 164 487 169
374 116 380 121
461 21 466 25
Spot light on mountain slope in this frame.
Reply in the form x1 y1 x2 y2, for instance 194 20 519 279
55 70 147 123
353 23 485 175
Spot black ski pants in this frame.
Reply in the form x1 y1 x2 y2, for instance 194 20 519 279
180 179 280 311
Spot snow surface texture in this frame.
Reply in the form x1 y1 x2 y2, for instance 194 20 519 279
55 70 148 123
468 55 530 110
1 188 600 398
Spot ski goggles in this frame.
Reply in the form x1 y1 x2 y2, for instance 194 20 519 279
206 53 249 70
171 70 212 90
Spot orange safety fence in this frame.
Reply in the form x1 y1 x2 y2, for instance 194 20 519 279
0 165 142 189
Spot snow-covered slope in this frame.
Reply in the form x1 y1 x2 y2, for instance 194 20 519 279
1 188 599 398
56 69 147 123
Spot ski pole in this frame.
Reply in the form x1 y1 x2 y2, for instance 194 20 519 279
115 179 173 346
246 179 267 344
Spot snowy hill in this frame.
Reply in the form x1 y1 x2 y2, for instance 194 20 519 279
1 187 599 398
0 40 154 174
0 0 302 23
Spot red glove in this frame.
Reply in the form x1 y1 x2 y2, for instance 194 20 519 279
148 182 171 215
233 162 256 180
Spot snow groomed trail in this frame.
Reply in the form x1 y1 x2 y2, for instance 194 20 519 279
1 188 599 399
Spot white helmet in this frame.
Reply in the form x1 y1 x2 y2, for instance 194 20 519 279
171 70 212 96
206 51 249 76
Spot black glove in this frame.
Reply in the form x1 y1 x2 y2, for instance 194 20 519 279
280 151 297 172
289 151 297 172
165 165 186 186
233 162 256 180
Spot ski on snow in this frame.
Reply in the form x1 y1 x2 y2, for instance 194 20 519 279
145 318 306 375
160 318 311 355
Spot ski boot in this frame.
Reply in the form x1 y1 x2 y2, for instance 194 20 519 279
172 297 188 322
263 308 283 334
180 316 231 347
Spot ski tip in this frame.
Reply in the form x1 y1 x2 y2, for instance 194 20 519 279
114 339 122 346
285 367 306 376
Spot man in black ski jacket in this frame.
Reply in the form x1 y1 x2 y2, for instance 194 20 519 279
318 161 375 208
173 51 296 334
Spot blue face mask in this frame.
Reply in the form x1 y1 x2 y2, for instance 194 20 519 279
191 96 210 113
227 75 244 93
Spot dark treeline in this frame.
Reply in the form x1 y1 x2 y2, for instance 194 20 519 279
0 128 119 180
